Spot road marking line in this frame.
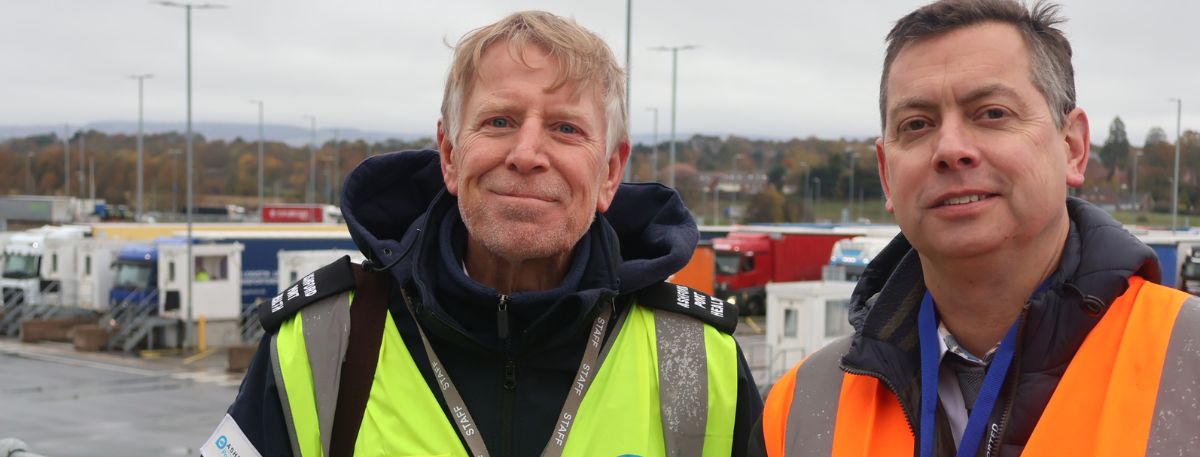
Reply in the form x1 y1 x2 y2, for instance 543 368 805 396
742 316 763 334
4 351 162 377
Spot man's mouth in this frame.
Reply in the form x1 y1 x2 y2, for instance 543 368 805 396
496 191 557 203
938 194 992 207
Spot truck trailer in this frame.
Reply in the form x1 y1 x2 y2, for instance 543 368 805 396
713 227 860 315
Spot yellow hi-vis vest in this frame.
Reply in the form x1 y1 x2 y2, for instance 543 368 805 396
270 291 739 457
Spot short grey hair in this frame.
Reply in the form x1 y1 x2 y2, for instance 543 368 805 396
880 0 1075 131
440 11 627 158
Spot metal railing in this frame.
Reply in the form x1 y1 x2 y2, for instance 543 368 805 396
241 300 263 343
104 289 166 353
0 281 61 336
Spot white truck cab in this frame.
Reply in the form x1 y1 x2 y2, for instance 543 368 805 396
1 225 90 308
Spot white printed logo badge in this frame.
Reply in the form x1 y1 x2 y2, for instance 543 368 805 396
200 414 263 457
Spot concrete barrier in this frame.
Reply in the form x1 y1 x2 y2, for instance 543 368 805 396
73 324 109 352
20 317 94 343
227 344 256 372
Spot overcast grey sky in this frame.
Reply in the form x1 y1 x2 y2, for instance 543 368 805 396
3 0 1198 145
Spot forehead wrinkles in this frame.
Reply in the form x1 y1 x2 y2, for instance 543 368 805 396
467 41 598 104
465 46 604 122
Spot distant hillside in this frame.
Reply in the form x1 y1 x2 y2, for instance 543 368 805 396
0 122 754 148
0 122 427 146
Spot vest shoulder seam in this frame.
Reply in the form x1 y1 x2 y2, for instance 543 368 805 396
634 281 739 334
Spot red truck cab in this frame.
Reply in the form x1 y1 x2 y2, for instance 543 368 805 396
713 229 857 315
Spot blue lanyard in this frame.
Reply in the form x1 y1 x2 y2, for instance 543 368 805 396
917 292 1021 457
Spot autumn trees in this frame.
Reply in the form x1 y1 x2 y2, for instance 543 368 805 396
0 131 432 214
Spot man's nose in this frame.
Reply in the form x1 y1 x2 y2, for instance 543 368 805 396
930 118 981 172
507 122 550 174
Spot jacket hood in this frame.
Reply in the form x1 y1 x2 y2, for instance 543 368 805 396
840 197 1161 449
340 149 698 351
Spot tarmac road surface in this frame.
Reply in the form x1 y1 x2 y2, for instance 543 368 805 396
0 341 239 457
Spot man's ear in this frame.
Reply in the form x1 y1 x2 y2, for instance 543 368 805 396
1063 108 1090 188
437 119 459 195
595 140 630 213
876 136 894 213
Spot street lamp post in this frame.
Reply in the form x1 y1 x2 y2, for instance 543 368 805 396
250 100 264 213
155 0 225 351
62 124 70 196
25 151 34 194
799 162 810 221
623 0 633 183
89 157 96 202
1132 150 1142 211
814 176 822 222
847 150 856 223
651 45 696 189
78 133 85 199
713 180 720 225
129 74 154 221
646 106 659 182
1169 98 1182 232
302 115 317 203
332 129 341 206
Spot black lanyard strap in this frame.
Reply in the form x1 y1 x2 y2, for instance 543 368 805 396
399 287 622 457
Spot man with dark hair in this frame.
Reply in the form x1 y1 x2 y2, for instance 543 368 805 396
754 0 1200 455
203 10 762 457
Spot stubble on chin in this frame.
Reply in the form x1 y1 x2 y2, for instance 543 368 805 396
459 199 594 262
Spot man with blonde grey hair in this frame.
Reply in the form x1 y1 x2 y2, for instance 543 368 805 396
754 0 1199 456
207 11 761 457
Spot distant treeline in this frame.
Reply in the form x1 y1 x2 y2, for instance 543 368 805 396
1 122 1196 222
0 131 434 212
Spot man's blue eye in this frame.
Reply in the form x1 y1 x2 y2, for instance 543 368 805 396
905 119 928 131
557 124 578 134
489 118 509 128
985 109 1006 119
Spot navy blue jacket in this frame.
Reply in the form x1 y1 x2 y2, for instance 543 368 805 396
227 150 763 456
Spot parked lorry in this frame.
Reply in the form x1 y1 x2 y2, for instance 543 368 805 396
108 238 186 311
261 204 343 224
712 227 860 315
76 238 127 311
1133 231 1200 290
1181 247 1200 295
1 225 90 308
825 235 896 281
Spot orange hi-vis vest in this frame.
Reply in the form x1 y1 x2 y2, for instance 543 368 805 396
762 277 1200 457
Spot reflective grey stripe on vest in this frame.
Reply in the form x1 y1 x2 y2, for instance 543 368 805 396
1147 296 1200 457
270 332 303 457
271 291 352 457
784 336 853 457
654 308 708 456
